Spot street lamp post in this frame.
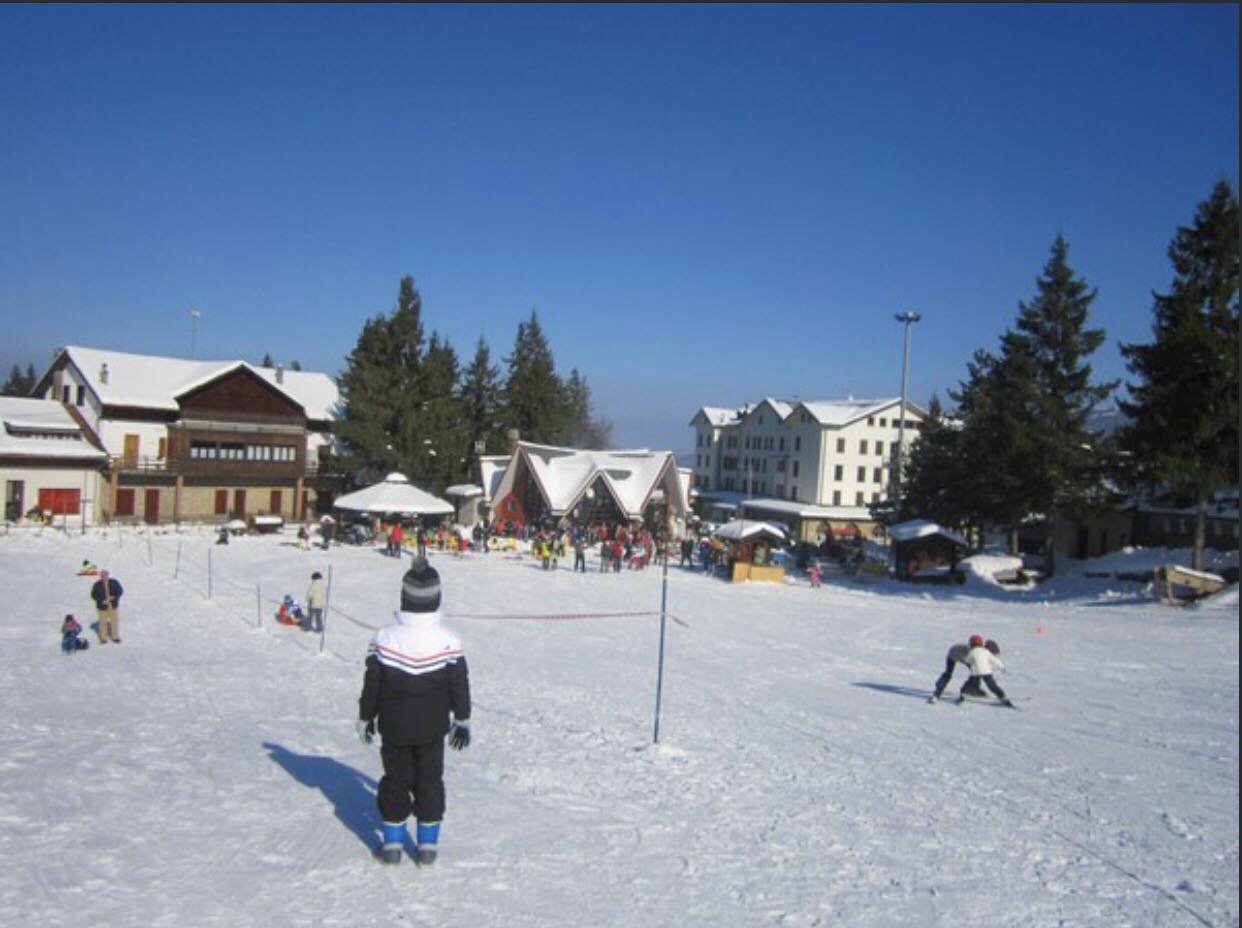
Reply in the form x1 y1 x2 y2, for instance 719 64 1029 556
891 311 922 517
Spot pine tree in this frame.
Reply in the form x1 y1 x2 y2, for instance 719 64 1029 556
1 364 36 396
895 394 973 534
562 368 613 448
335 276 429 484
953 348 1047 553
417 333 465 491
459 337 505 458
261 352 275 368
1118 181 1240 569
502 311 567 444
1002 236 1117 575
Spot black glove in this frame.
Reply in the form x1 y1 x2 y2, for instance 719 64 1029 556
449 721 471 751
356 719 376 745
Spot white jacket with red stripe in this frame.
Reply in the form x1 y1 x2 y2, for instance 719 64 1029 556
360 610 470 744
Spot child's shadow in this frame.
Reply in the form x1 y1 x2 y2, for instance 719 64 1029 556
263 742 378 851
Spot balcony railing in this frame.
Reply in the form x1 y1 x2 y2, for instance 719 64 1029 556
109 456 330 477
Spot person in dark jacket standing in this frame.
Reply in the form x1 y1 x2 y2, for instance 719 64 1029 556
358 557 471 866
89 569 124 644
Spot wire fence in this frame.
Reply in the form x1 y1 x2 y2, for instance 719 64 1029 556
103 525 691 671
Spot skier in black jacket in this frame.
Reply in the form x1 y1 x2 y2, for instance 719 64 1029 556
358 557 471 865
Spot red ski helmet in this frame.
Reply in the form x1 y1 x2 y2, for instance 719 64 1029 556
969 634 985 648
985 639 1000 656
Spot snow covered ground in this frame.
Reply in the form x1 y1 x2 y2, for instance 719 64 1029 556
1 525 1237 928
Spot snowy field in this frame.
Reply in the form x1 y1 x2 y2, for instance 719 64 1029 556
0 525 1237 928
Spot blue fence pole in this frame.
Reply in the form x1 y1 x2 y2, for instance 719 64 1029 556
653 552 670 744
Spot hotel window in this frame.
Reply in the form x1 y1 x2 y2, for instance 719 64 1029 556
833 490 841 505
876 441 884 455
76 385 85 406
834 465 843 481
62 385 70 403
790 485 797 498
696 455 701 467
860 440 868 454
705 455 710 468
857 466 866 482
793 461 800 477
794 436 801 451
867 417 875 425
880 418 887 427
855 491 865 506
873 467 882 483
872 492 880 503
836 438 845 453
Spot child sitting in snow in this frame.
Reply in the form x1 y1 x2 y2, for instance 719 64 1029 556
276 595 305 626
61 614 89 653
77 560 99 576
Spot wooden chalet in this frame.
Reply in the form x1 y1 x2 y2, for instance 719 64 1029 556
35 346 340 525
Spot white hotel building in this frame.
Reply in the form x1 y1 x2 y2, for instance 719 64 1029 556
688 397 926 540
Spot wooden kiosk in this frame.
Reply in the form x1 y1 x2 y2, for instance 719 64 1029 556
715 520 789 584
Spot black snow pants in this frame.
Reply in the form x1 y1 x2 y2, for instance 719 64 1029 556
934 659 983 698
378 740 446 824
960 673 1006 700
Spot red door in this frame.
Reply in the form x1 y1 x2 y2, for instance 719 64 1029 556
214 489 228 515
144 489 160 524
115 489 136 517
233 489 246 517
270 489 283 516
37 488 81 515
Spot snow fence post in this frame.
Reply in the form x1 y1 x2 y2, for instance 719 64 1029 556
653 552 670 744
320 565 333 655
174 541 182 580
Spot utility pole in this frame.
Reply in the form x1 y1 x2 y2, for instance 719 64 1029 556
892 311 922 516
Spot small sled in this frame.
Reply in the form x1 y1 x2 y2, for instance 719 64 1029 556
275 598 305 626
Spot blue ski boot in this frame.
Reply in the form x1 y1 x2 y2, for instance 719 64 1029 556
375 821 407 865
415 821 440 866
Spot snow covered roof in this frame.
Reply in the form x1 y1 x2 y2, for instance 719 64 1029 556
496 442 686 520
889 519 968 547
0 397 107 461
50 346 339 421
443 484 484 498
714 520 788 541
691 406 743 428
741 398 794 423
739 498 849 519
477 455 511 502
796 397 926 428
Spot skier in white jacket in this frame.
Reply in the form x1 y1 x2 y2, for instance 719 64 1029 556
957 634 1012 706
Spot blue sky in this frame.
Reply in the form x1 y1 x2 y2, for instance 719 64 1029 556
1 4 1237 452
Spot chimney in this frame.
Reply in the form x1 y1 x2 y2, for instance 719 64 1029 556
99 362 109 384
275 364 284 384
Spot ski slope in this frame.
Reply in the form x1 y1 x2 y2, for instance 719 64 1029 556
0 527 1237 928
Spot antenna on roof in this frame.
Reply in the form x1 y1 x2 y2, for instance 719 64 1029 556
189 308 201 359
